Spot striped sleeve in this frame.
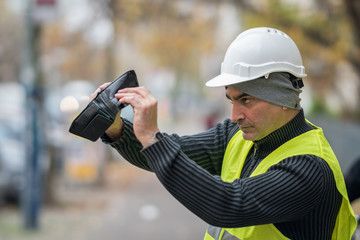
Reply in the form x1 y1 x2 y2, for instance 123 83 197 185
107 118 152 171
142 138 337 228
104 118 237 174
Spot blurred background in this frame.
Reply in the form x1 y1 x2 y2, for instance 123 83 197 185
0 0 360 239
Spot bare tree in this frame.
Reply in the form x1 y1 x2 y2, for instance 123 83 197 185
0 2 22 83
238 0 360 119
343 0 360 75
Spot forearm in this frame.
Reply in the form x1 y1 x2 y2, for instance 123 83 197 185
166 119 238 175
103 118 153 171
105 118 236 174
105 111 123 141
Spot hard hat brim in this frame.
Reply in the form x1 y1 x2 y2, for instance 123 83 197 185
206 73 255 87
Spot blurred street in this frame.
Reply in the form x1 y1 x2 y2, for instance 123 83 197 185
0 160 207 240
1 0 360 239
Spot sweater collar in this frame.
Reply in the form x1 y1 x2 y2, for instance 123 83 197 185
253 109 313 158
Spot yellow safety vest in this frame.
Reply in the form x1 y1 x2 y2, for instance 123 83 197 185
204 123 357 240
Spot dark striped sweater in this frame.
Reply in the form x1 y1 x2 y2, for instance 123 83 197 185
103 110 342 239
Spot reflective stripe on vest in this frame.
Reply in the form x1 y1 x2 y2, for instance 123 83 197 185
223 230 241 240
203 121 357 240
206 226 241 240
207 225 222 239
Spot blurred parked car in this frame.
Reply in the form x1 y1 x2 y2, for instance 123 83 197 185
0 82 26 204
0 124 26 203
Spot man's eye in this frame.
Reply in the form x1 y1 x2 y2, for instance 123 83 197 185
242 98 251 104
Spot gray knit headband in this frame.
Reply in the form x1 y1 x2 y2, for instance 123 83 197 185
229 72 302 110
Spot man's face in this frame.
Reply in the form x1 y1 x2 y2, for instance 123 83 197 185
226 87 288 141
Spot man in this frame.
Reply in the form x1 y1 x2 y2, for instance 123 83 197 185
94 27 356 239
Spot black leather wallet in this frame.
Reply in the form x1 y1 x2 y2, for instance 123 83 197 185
69 70 139 141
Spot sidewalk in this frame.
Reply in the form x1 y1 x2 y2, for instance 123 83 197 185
0 161 207 240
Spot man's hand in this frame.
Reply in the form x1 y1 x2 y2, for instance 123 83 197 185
115 86 159 147
90 82 123 141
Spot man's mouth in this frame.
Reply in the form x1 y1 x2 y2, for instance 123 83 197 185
239 124 252 131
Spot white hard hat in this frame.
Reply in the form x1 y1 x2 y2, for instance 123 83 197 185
206 27 307 87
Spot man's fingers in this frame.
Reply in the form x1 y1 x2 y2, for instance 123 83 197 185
99 82 111 90
117 86 151 99
115 92 148 109
116 87 157 104
115 93 137 105
89 82 111 101
115 87 157 111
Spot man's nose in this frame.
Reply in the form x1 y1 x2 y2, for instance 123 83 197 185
231 104 245 123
